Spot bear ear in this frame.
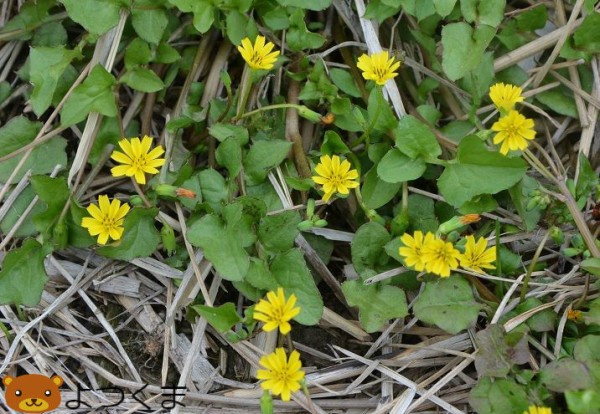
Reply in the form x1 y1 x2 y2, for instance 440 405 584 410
2 376 14 386
51 375 63 387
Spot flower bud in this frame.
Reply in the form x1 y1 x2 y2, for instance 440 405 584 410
306 198 315 218
550 226 564 245
297 106 322 123
129 195 144 206
439 215 478 235
155 184 177 198
260 390 274 414
161 224 176 256
297 220 313 231
176 187 197 199
320 113 336 125
314 219 328 227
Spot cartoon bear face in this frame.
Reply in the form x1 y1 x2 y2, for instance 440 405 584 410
2 374 63 413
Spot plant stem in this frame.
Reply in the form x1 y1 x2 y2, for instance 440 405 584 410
519 230 550 303
234 103 305 121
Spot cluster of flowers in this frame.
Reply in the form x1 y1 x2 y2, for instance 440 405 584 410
253 288 305 402
488 83 536 155
399 230 496 277
81 136 166 244
239 36 398 202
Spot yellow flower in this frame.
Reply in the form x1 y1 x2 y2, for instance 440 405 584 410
356 51 401 86
421 237 461 278
399 231 435 272
491 110 536 155
81 195 130 245
489 82 524 112
523 406 552 414
312 155 359 202
237 35 280 70
254 288 301 335
567 308 582 322
111 136 166 184
459 235 496 274
256 348 305 401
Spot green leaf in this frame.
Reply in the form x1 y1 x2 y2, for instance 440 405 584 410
0 116 67 184
271 249 323 325
342 280 408 333
125 38 152 68
243 140 292 184
441 23 496 81
413 275 481 334
277 0 332 10
67 201 95 248
30 176 70 237
408 194 439 232
29 46 80 115
351 222 391 275
566 390 600 414
584 297 600 325
574 13 600 54
155 43 181 64
187 204 253 281
460 0 505 27
168 0 214 33
368 88 397 133
361 167 401 209
377 149 427 183
61 64 118 126
215 137 243 177
515 5 547 31
286 8 325 52
469 378 529 414
536 89 578 118
438 135 527 207
199 169 229 213
581 258 600 276
575 335 600 364
246 258 277 291
60 0 122 35
225 10 250 45
329 68 361 98
120 66 165 93
0 187 43 237
98 207 161 260
576 154 598 199
209 123 249 144
393 115 441 159
541 359 593 391
32 21 68 47
260 5 290 30
258 211 301 253
1 0 56 40
0 239 48 306
515 297 556 332
433 0 457 17
191 303 241 332
131 5 168 44
321 131 351 155
474 324 529 377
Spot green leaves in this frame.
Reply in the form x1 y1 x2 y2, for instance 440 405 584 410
60 0 122 35
258 211 301 253
342 281 408 333
277 0 332 10
0 117 67 183
0 239 48 306
61 65 118 126
191 303 241 332
286 8 325 52
271 249 323 325
187 203 254 281
460 0 505 27
474 324 529 377
394 115 442 159
438 136 527 207
469 378 529 414
377 149 426 183
131 1 168 44
243 140 292 184
120 67 165 92
168 0 214 33
573 13 600 54
413 275 481 334
29 46 80 115
441 23 496 81
98 207 161 260
351 222 390 276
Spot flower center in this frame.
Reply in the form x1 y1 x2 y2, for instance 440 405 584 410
132 156 147 169
102 217 117 229
251 51 262 65
272 305 284 323
328 173 343 187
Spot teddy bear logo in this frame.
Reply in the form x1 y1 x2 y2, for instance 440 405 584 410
2 374 63 413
